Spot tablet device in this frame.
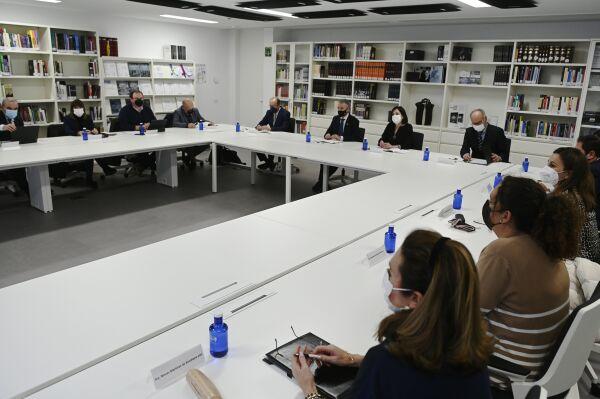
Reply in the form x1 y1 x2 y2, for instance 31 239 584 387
148 119 167 132
11 126 39 144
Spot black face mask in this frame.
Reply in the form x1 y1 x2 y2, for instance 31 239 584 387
482 200 503 231
134 99 144 107
338 110 347 117
270 106 278 113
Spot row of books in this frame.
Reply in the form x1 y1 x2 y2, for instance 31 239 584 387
276 66 289 80
28 59 49 76
355 62 402 81
82 82 101 99
508 94 525 111
54 59 99 77
275 84 289 99
561 67 585 86
103 62 150 78
293 85 308 100
276 50 290 63
104 80 152 96
21 106 48 125
51 32 97 54
493 45 514 63
153 64 194 79
356 44 377 61
294 67 309 82
335 81 352 97
100 37 118 57
536 95 580 114
387 85 400 101
354 83 377 100
505 115 575 139
493 66 511 86
593 44 600 69
515 44 575 64
353 103 371 120
0 54 11 75
318 62 353 79
293 103 308 119
312 98 326 115
55 81 77 100
313 80 332 97
1 83 13 98
512 65 543 84
296 120 307 134
0 28 39 50
314 44 348 60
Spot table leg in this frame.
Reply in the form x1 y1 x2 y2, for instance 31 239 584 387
353 170 359 182
211 142 217 193
27 165 53 213
250 151 256 185
322 165 329 193
156 149 178 188
285 156 291 203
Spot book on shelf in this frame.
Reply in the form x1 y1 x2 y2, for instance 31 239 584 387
593 44 600 69
275 83 289 98
335 81 352 97
99 37 118 57
293 103 308 119
52 31 97 54
20 105 47 125
276 49 290 63
493 66 510 86
354 82 377 99
109 98 123 114
535 95 579 114
512 65 543 84
294 84 308 100
0 54 11 75
561 67 585 86
493 45 514 63
116 62 129 77
428 66 445 83
0 28 39 50
448 103 468 129
353 102 371 120
296 120 307 134
312 80 332 96
505 114 575 139
508 94 525 111
452 46 472 62
276 66 289 80
387 85 400 101
83 81 101 99
55 80 75 100
356 44 376 60
127 62 151 78
515 44 575 64
325 62 353 79
294 66 309 81
1 83 13 97
312 98 326 115
355 62 402 81
28 59 48 76
457 70 481 85
88 59 99 77
313 44 347 59
437 45 450 61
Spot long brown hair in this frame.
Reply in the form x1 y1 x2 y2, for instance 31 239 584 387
554 147 597 211
377 230 493 373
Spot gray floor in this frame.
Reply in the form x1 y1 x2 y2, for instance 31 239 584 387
0 157 348 288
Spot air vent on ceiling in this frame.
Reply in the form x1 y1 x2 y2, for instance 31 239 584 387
481 0 537 8
126 0 201 9
294 9 367 19
237 0 319 9
196 5 282 20
369 3 460 15
321 0 388 3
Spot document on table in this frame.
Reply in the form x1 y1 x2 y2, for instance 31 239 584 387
383 148 408 154
314 138 342 144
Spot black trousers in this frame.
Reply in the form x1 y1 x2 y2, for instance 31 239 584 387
50 160 94 183
128 153 156 171
0 168 28 193
316 164 338 185
257 153 275 164
183 145 210 159
96 156 122 172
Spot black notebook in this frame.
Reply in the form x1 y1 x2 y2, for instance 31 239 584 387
263 333 358 399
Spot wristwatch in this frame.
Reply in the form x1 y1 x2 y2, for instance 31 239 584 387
305 393 322 399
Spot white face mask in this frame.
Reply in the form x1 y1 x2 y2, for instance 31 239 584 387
391 114 403 125
473 123 485 133
539 165 560 187
73 108 84 118
382 270 412 313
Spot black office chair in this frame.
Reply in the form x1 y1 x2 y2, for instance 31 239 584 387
47 124 92 188
330 128 366 186
163 112 174 128
274 118 300 174
411 131 425 151
503 138 512 163
288 118 296 133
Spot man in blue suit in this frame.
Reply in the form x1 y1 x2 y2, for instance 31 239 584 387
255 97 291 171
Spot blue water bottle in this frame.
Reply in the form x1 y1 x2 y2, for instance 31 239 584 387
423 147 430 161
139 123 145 136
362 138 368 151
82 128 88 141
493 172 503 188
235 122 241 132
199 121 204 131
453 189 463 210
209 313 228 358
384 225 397 254
305 131 311 143
522 157 529 172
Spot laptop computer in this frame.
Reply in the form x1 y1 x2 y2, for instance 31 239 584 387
11 126 40 144
148 119 167 133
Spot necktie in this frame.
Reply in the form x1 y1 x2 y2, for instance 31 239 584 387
339 118 345 135
478 131 485 150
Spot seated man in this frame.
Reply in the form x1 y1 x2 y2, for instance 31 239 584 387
118 89 156 175
312 100 361 193
172 98 212 170
0 97 28 195
255 97 290 171
577 134 600 229
460 108 508 163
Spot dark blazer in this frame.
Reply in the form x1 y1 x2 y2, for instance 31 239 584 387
172 107 208 128
326 114 362 142
63 114 94 136
0 110 24 141
591 160 600 229
257 107 290 132
379 122 414 149
460 124 508 162
117 104 156 132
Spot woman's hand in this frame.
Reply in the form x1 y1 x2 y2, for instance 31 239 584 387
291 346 318 395
379 142 392 150
312 345 362 367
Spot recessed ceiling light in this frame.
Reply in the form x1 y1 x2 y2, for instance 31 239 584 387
242 7 298 18
456 0 492 7
34 0 62 3
160 14 219 24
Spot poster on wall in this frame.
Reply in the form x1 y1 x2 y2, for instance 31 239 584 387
197 64 207 84
265 47 272 57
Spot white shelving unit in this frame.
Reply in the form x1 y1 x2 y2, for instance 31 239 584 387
100 56 196 129
273 39 599 166
0 21 102 132
275 42 311 133
580 40 600 138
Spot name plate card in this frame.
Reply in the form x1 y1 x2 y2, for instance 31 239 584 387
151 344 205 390
366 245 388 267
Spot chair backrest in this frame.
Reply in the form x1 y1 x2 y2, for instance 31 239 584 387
358 128 365 141
412 131 425 150
109 117 121 133
504 138 512 163
525 386 547 399
535 282 600 396
288 118 295 133
163 112 174 128
47 124 66 138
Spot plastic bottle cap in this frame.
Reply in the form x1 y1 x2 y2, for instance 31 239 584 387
457 189 461 194
214 312 223 318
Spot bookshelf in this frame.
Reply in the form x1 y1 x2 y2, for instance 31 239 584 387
272 39 600 166
275 42 311 133
100 56 196 127
0 21 102 130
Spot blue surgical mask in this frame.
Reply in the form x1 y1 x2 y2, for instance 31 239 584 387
5 109 18 120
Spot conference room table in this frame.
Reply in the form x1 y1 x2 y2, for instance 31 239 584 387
29 165 525 399
0 135 514 398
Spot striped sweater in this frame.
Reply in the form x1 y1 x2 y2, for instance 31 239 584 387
477 234 569 389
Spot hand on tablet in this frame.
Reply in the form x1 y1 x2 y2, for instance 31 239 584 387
292 345 318 396
312 345 362 367
462 153 472 162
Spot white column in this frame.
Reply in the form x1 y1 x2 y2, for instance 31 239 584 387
27 165 53 213
155 149 178 188
322 165 329 193
285 156 291 203
211 142 218 193
250 151 256 185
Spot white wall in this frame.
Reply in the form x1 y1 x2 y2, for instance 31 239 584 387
0 3 236 123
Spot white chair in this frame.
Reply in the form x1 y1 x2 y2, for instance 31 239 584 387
489 283 600 399
525 386 548 399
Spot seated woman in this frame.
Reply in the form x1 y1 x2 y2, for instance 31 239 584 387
292 229 493 399
543 147 600 263
378 106 414 150
478 176 581 395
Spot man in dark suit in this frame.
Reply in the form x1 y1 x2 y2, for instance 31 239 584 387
0 97 29 195
460 109 508 163
312 100 362 193
255 97 291 171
